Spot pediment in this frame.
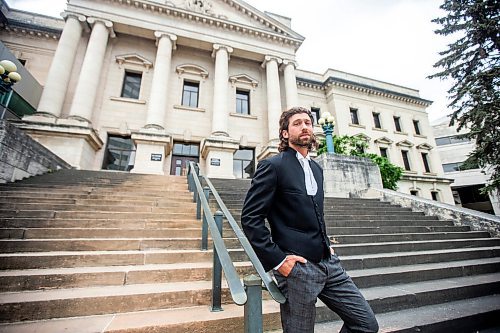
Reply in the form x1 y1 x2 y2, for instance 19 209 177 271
115 54 153 69
396 140 414 148
354 133 371 142
374 136 393 145
229 74 259 88
176 64 209 79
160 0 304 40
417 143 433 150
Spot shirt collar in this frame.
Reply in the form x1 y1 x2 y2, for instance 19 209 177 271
296 151 311 162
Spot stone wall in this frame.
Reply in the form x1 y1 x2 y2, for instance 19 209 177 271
316 153 383 198
0 121 71 183
374 188 500 237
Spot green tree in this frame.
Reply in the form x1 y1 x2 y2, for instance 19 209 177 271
429 0 499 193
317 137 403 190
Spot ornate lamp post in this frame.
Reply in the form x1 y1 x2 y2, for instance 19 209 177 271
0 60 22 119
318 111 335 153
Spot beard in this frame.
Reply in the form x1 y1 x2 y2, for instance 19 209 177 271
289 133 313 148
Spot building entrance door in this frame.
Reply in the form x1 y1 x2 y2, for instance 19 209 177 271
170 142 200 176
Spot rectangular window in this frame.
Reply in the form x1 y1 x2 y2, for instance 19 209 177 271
236 89 250 115
413 120 421 135
442 162 462 172
372 112 381 129
182 80 199 107
431 191 439 201
379 147 388 158
233 148 255 179
435 136 470 146
350 108 359 125
401 150 411 171
421 153 431 173
394 116 402 132
311 107 320 125
410 190 419 196
121 71 142 99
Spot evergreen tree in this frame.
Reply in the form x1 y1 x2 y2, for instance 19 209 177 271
429 0 499 192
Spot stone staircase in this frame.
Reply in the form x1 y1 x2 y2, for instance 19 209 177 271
0 171 499 332
210 179 500 333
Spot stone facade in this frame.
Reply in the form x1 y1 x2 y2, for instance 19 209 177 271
0 0 453 203
0 120 71 182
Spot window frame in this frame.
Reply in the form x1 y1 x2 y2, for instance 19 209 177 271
401 150 411 171
182 80 200 108
350 108 360 125
413 120 421 135
421 152 431 173
372 112 382 129
394 116 402 132
120 71 143 100
235 89 250 115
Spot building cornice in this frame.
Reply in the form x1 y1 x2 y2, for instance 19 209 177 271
98 0 304 49
296 76 433 107
3 19 62 40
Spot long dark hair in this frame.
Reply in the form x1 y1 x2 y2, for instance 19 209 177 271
278 107 317 152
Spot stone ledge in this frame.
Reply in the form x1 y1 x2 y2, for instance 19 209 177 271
374 188 500 237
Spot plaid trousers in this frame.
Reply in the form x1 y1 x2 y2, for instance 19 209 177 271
274 254 378 333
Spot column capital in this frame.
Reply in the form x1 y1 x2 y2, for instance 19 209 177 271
154 31 177 49
212 44 233 58
261 55 282 68
281 59 298 69
61 12 89 32
87 17 116 38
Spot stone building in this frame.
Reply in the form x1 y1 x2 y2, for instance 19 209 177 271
432 117 500 215
0 0 454 203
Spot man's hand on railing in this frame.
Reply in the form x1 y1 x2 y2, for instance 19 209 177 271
277 255 307 277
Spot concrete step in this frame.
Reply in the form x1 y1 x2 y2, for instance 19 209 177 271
0 249 221 270
1 275 498 331
0 203 196 213
0 228 203 239
0 280 235 322
333 238 500 256
0 218 201 229
2 256 498 293
0 261 253 291
0 237 242 252
0 191 193 201
0 210 198 219
326 219 453 227
312 295 500 333
332 231 490 244
0 197 195 206
326 225 471 234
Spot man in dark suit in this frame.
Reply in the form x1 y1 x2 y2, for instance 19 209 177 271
241 107 378 333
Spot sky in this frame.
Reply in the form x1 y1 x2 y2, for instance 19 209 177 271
7 0 454 122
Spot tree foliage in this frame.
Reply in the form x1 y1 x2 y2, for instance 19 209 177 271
317 136 403 190
429 0 500 193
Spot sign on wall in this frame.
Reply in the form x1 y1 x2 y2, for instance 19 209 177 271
150 153 162 161
210 158 220 166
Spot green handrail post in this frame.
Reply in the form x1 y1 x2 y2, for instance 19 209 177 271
211 210 224 312
201 186 210 250
244 274 263 333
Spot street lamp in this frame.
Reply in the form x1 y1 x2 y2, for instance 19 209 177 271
0 60 22 119
318 111 335 153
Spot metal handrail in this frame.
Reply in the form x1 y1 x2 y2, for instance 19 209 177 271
201 173 286 304
188 162 247 306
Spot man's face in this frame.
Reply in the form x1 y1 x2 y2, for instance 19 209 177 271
282 112 314 148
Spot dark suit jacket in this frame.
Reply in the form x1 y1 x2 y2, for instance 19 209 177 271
241 147 331 271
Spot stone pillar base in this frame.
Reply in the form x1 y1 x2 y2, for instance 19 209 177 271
316 153 383 198
201 135 239 179
256 139 280 161
130 128 172 175
12 118 103 170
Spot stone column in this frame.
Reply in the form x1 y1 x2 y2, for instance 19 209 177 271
36 14 86 118
263 55 282 148
282 59 299 109
68 18 114 123
145 31 177 129
211 44 233 136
